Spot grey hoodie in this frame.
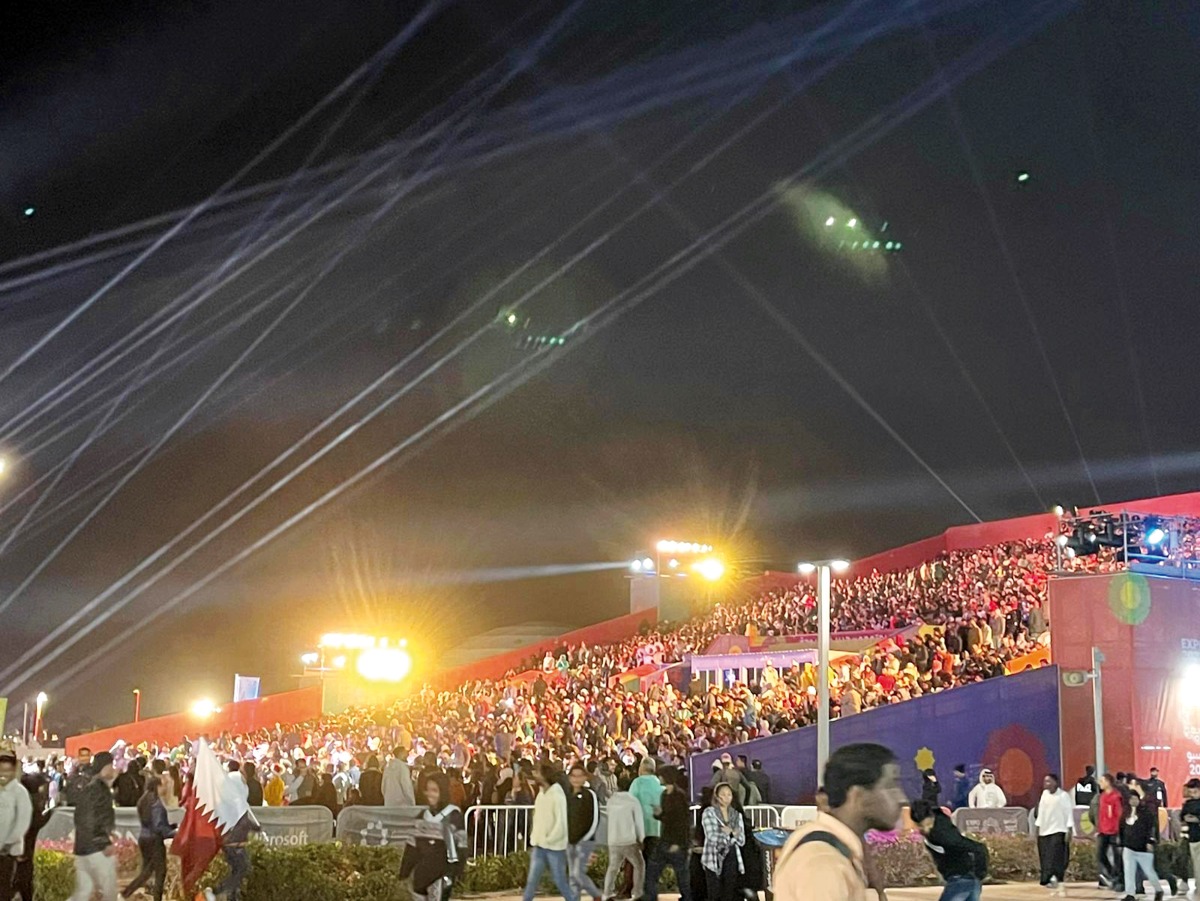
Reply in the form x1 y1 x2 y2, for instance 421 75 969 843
382 757 415 807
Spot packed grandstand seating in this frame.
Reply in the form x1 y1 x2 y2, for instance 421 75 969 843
61 515 1166 808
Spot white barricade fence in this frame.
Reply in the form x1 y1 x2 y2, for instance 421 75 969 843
779 806 818 830
41 805 333 847
465 804 537 858
689 804 781 830
338 805 467 849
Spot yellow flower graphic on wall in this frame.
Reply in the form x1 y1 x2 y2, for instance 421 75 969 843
914 747 935 772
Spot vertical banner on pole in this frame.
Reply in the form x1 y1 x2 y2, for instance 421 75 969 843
0 698 7 735
233 675 261 703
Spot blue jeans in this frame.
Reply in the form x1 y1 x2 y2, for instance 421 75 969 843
1123 848 1162 897
214 846 251 901
523 847 578 901
938 876 981 901
645 843 691 901
567 842 603 900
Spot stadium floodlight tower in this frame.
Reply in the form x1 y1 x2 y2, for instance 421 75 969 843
798 558 851 781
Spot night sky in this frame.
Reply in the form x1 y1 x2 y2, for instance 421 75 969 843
1 0 1198 734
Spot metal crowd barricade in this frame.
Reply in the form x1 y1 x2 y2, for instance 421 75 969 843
690 804 782 830
465 804 536 858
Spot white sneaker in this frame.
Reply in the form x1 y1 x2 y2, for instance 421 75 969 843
204 890 217 901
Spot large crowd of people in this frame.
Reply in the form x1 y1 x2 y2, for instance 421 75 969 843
28 534 1122 820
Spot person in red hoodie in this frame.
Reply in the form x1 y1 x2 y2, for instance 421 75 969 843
1096 773 1124 890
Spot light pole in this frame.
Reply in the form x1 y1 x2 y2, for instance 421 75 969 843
133 689 142 723
798 558 851 782
33 692 47 743
1091 647 1106 776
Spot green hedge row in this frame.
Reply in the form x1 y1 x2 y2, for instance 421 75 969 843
26 835 1198 900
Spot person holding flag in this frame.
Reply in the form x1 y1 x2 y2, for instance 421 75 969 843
172 738 260 901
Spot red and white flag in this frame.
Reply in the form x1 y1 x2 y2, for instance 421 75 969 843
172 738 254 893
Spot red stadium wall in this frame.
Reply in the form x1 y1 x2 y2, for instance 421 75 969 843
755 491 1200 589
1050 572 1200 795
65 686 323 756
432 608 658 687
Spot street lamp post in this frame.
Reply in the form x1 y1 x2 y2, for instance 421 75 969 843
799 558 850 782
33 692 47 743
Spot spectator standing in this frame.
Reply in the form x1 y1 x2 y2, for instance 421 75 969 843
700 783 744 901
263 765 285 807
63 748 92 807
774 743 904 901
243 762 264 807
69 750 118 901
15 769 51 901
950 765 970 811
1119 781 1164 900
384 747 416 807
1033 774 1073 894
921 769 941 806
603 774 645 901
359 755 385 805
1096 773 1124 891
400 773 463 901
630 757 664 864
522 763 577 901
967 770 1006 808
747 760 771 804
121 776 176 901
114 756 146 807
1180 779 1200 894
204 769 262 901
1146 767 1168 810
0 752 33 901
565 764 603 901
646 767 691 901
1073 766 1097 807
910 798 988 901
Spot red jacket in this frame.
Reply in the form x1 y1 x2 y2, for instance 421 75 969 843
1098 788 1124 835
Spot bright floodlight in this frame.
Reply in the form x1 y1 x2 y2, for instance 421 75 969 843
630 559 643 572
356 647 413 683
847 217 857 228
830 559 851 573
1016 171 1030 182
23 208 34 217
300 652 319 666
36 691 48 706
1146 527 1166 546
1052 505 1064 517
191 699 216 718
668 558 679 569
641 557 654 570
332 655 347 669
693 558 725 582
798 563 816 575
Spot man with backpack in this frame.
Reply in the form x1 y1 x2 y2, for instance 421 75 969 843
910 799 988 901
774 743 904 901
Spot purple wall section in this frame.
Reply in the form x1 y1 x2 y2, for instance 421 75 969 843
689 666 1061 808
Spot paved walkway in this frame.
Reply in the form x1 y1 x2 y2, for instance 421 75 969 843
480 886 1175 901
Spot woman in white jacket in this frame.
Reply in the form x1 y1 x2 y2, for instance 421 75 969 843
522 764 578 901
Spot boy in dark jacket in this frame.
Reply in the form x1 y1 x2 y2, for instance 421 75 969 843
72 751 119 900
911 799 988 901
